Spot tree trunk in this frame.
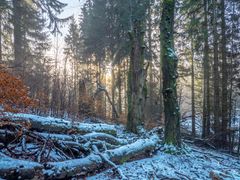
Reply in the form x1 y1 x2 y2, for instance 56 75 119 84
13 0 24 75
228 2 235 151
124 59 128 115
117 64 122 115
127 20 148 134
148 5 154 111
213 0 221 145
190 34 196 137
111 66 116 118
202 0 210 139
0 154 43 179
0 10 2 63
46 135 159 179
1 114 117 135
220 0 228 148
160 0 181 147
159 66 163 122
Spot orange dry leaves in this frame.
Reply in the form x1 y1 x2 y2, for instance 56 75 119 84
0 66 36 112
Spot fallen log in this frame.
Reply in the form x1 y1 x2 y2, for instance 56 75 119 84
91 144 127 180
38 132 125 145
83 132 126 145
1 113 117 135
45 135 159 179
0 153 43 179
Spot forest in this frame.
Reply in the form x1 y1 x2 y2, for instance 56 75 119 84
0 0 240 179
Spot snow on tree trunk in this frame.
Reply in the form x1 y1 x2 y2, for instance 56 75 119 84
45 135 159 179
1 113 117 135
0 153 43 179
127 2 148 133
160 0 181 147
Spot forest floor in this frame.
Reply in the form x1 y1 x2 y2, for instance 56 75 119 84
0 113 240 180
90 143 240 180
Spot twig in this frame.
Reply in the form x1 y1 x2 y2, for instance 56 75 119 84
37 139 48 162
92 144 127 180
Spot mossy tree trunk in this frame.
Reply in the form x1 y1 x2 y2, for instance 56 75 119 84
127 19 148 134
160 0 181 147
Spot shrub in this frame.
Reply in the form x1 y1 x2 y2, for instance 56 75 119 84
0 66 35 113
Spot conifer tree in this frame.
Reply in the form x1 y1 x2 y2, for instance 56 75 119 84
160 0 181 146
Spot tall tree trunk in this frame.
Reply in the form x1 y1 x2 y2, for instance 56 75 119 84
213 0 221 145
190 35 196 137
13 0 24 75
228 2 235 148
220 0 228 148
160 0 181 146
0 10 2 63
61 57 67 115
148 5 153 110
111 66 116 118
159 66 163 122
202 0 210 138
124 59 128 116
127 20 148 134
117 64 122 115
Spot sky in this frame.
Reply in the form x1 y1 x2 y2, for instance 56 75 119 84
58 0 85 35
47 0 85 62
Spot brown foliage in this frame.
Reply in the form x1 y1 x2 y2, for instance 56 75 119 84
0 66 36 113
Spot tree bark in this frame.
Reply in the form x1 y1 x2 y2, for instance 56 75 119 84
220 0 228 148
0 114 117 135
0 154 43 179
0 9 2 63
160 0 181 146
94 82 119 119
117 64 122 115
212 0 221 146
12 0 24 75
148 4 154 111
190 34 196 137
111 66 116 118
127 19 148 134
202 0 210 139
46 135 159 179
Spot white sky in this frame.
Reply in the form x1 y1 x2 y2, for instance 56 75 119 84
47 0 85 62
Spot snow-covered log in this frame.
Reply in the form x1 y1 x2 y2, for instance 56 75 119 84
45 135 159 179
0 153 43 179
83 132 126 145
38 132 125 145
1 113 117 135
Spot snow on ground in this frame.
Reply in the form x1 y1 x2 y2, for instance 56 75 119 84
89 145 240 180
1 113 240 179
181 115 202 136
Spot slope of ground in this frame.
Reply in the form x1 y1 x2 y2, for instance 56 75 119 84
0 113 239 180
90 144 240 180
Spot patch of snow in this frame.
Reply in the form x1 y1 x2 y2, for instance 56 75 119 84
0 156 42 170
89 145 240 180
181 115 202 136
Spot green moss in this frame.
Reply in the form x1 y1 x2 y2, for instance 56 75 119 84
160 142 190 155
119 156 129 164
